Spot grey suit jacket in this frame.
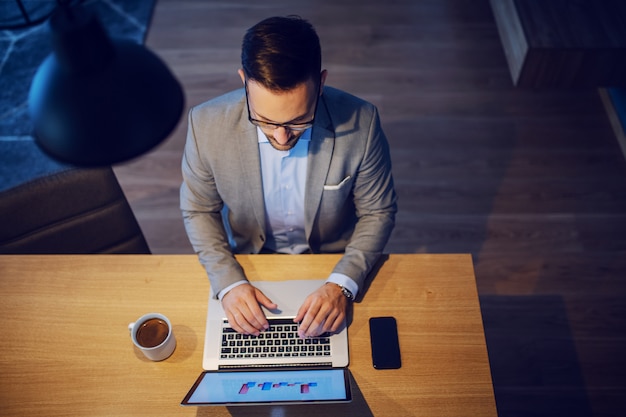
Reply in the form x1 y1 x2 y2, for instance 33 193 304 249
180 86 397 297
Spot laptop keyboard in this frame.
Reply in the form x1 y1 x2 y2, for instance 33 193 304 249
220 318 332 360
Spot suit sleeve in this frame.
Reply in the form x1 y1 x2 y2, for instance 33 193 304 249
330 106 397 290
180 107 248 297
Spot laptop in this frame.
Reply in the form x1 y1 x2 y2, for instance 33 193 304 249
181 279 352 406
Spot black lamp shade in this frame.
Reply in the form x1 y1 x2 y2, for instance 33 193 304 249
28 4 184 166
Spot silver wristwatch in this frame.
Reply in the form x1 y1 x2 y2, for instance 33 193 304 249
335 283 355 301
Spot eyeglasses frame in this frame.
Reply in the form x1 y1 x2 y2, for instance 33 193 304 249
244 77 321 133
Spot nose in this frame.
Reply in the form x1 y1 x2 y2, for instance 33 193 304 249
273 126 291 144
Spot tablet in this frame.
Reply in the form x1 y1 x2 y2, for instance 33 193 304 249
181 368 352 406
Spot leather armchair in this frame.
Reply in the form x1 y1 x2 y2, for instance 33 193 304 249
0 141 150 254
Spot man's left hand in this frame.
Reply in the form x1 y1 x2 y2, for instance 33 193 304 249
294 283 348 338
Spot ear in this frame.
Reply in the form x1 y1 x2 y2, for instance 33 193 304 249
237 69 246 85
319 70 328 95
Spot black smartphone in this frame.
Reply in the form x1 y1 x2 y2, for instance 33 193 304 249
369 316 401 369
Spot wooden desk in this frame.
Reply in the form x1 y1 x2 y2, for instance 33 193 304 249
0 254 496 417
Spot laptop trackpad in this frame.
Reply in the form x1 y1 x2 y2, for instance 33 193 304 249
254 280 324 317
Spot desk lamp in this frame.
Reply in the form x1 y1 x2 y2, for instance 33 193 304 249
28 1 184 166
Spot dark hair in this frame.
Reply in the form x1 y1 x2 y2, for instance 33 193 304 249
241 16 321 91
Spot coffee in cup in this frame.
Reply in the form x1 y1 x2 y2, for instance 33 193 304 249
136 317 169 348
129 313 176 361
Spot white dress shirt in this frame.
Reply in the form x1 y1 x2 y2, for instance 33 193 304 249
217 126 359 300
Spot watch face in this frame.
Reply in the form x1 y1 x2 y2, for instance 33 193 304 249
341 287 354 300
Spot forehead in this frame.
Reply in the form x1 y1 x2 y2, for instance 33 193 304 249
246 79 316 123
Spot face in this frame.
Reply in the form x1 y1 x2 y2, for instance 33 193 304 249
240 69 326 151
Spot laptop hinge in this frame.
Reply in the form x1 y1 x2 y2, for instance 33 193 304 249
218 362 332 371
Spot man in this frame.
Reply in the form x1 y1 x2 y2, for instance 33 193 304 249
180 16 397 338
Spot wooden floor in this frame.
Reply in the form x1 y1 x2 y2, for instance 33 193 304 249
113 1 626 415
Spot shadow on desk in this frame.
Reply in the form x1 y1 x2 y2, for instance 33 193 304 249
481 295 592 417
195 374 374 417
355 254 389 303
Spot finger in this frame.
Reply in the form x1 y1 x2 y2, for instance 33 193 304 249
294 298 312 324
317 309 338 334
306 320 326 337
225 311 245 334
325 311 345 334
222 286 267 335
306 309 332 337
225 305 263 335
242 298 270 333
305 300 347 336
299 304 325 338
254 288 278 311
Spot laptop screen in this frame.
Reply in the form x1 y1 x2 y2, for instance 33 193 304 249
181 368 352 406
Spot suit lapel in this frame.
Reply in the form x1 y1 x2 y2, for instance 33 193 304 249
234 96 266 236
233 89 335 244
305 94 334 240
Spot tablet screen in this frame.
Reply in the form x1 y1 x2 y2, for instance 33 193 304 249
181 368 351 406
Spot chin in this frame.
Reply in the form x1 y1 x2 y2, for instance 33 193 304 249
267 136 300 151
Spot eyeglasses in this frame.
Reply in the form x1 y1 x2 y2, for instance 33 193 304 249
245 80 320 132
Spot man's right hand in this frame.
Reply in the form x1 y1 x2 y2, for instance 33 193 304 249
221 283 278 335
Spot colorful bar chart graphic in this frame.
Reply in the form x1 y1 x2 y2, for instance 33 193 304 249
238 381 318 395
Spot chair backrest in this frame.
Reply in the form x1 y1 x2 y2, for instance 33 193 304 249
0 142 150 254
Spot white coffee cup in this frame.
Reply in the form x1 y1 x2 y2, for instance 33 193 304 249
128 313 176 361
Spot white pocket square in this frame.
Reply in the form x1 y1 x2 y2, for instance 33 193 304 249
323 175 351 191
